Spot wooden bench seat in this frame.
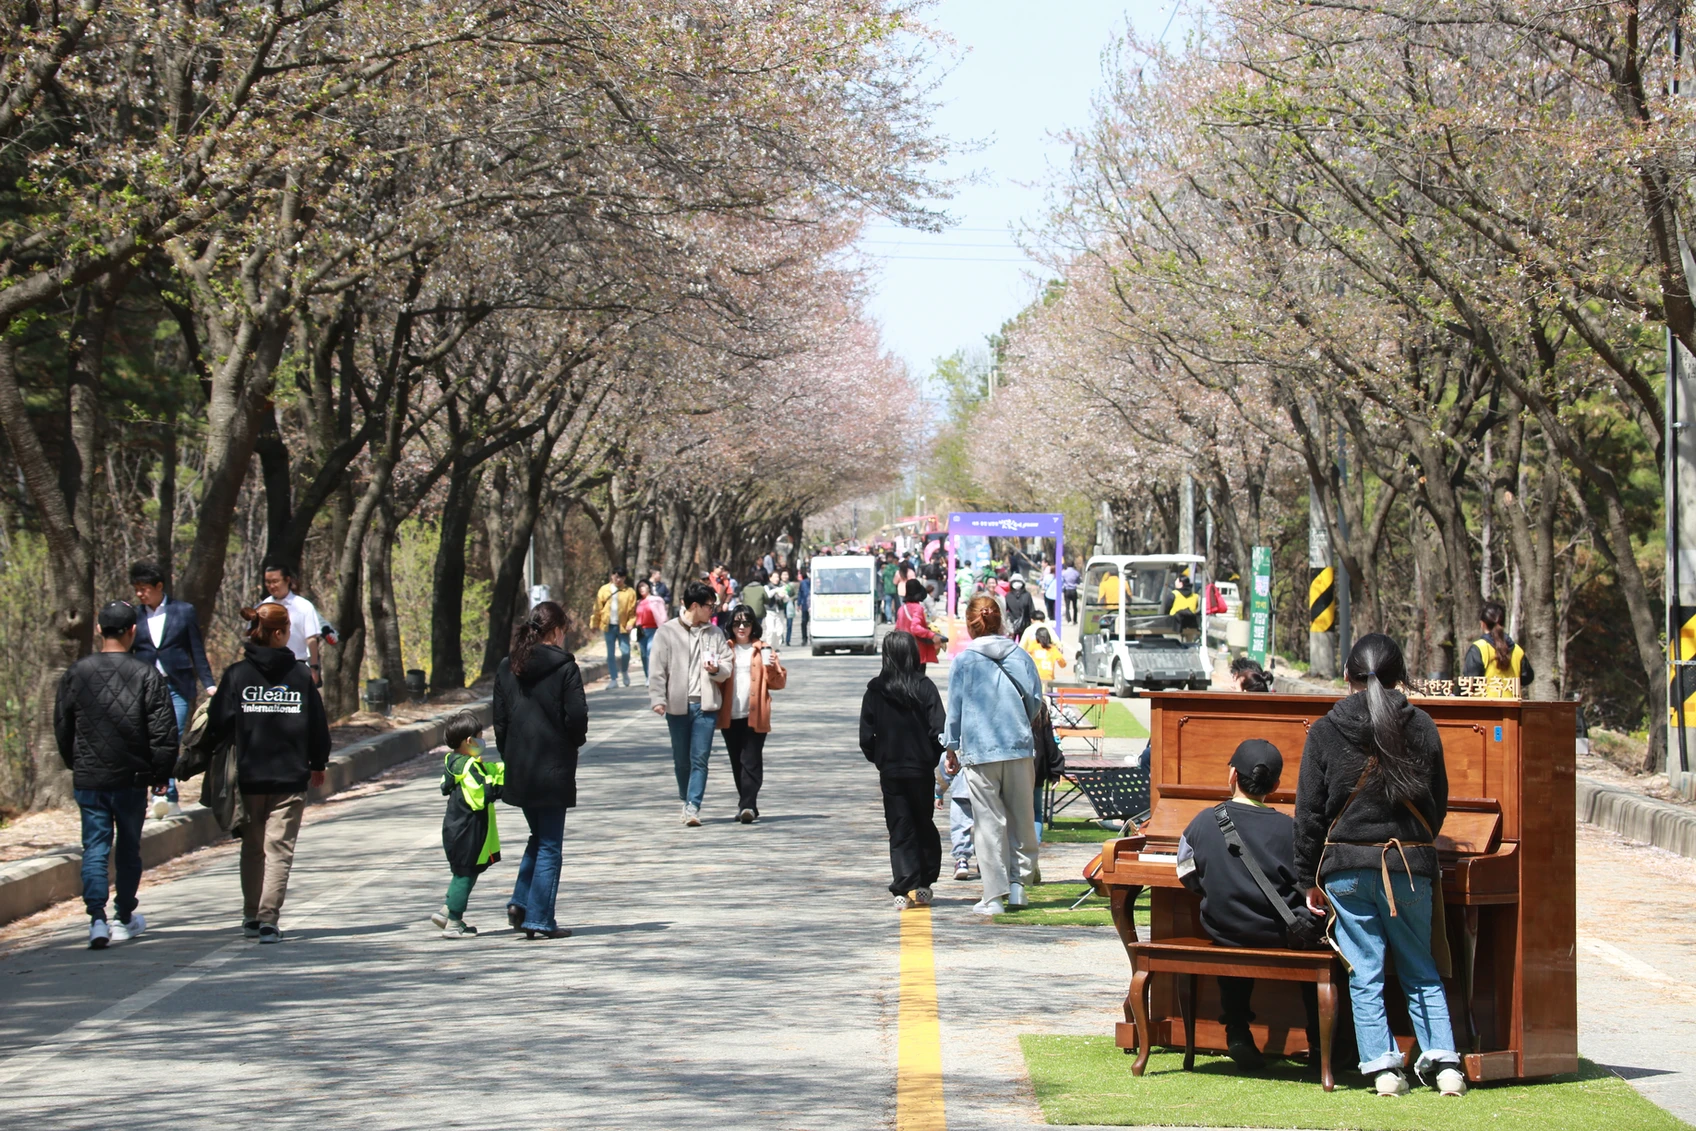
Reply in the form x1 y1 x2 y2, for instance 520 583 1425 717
1127 936 1342 1091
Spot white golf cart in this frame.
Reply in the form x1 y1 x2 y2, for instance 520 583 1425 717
1074 554 1211 696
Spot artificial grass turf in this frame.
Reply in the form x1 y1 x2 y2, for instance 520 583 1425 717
993 882 1147 928
1019 1037 1692 1130
1101 700 1149 740
1042 818 1121 844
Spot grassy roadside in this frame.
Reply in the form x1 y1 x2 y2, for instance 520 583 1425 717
1019 1038 1691 1130
993 882 1145 928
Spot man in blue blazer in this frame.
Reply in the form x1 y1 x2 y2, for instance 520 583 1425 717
129 561 217 817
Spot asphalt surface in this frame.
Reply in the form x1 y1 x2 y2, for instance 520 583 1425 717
0 649 1690 1129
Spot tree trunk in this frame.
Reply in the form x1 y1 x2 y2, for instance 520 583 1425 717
255 401 292 568
155 406 177 583
367 496 406 690
429 465 483 693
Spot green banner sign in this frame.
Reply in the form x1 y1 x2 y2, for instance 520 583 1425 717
1248 545 1272 667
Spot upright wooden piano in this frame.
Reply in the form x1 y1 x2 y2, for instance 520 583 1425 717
1097 691 1577 1083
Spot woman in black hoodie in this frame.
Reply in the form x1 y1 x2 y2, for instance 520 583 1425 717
494 601 588 940
209 603 331 943
1294 634 1463 1098
860 631 946 909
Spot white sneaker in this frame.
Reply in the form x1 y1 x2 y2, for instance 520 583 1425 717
108 912 145 942
1375 1069 1410 1097
1008 882 1028 910
151 797 168 820
430 905 451 929
913 887 933 906
893 894 911 910
971 899 1006 916
88 919 110 949
736 808 755 824
683 805 701 827
1436 1067 1468 1097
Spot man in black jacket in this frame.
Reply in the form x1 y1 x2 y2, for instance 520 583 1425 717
55 601 179 949
130 560 216 818
1176 740 1321 1070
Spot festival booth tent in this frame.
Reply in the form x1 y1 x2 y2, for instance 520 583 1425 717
944 511 1064 654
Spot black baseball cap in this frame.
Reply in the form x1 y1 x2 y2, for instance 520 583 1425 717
97 600 138 632
1229 739 1283 793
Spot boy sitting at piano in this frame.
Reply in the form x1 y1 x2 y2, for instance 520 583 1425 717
1175 739 1322 1071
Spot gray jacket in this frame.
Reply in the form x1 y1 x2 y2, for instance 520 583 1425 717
648 616 734 714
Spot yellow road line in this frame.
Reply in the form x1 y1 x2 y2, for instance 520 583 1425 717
897 906 947 1130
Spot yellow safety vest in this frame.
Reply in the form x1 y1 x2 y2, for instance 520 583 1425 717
1471 638 1524 679
1169 590 1200 616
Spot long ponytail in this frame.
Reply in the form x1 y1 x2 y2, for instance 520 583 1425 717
1480 600 1511 670
510 600 566 675
1343 633 1422 806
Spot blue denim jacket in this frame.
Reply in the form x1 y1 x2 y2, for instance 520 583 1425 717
944 635 1041 765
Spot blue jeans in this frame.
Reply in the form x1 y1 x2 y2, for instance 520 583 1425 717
666 705 716 809
1325 867 1460 1074
604 628 630 685
161 688 190 803
949 796 974 862
638 627 657 678
75 788 148 921
783 611 795 646
509 806 567 932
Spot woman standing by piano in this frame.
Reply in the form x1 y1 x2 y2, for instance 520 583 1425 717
1294 633 1468 1099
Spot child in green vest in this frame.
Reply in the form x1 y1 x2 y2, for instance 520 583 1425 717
430 710 504 938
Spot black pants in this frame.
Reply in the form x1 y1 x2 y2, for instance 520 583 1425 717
1218 976 1321 1049
881 776 942 895
721 718 766 814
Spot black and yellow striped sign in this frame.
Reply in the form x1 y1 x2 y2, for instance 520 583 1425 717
1670 605 1696 727
1309 567 1336 634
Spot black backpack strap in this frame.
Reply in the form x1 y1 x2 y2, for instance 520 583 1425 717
1214 803 1300 930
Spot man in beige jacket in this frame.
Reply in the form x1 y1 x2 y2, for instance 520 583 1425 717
649 580 734 826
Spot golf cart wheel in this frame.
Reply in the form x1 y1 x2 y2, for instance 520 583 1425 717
1112 662 1132 699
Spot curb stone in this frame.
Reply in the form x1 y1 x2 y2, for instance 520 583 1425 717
1576 775 1696 859
0 656 608 929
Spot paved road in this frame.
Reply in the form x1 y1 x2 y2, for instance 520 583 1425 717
0 651 1691 1129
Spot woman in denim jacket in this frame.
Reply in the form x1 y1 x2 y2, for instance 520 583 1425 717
943 595 1043 915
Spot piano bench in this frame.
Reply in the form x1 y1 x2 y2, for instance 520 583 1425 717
1126 937 1343 1092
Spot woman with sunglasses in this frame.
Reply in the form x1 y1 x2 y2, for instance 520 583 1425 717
716 604 788 823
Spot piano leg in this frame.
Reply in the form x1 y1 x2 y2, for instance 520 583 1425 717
1111 885 1144 1054
1462 906 1480 1053
1129 967 1154 1077
1180 972 1198 1071
1316 975 1338 1093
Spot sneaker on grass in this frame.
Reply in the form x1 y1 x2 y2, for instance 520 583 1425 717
1007 882 1028 910
108 912 145 943
1435 1067 1468 1097
1375 1069 1410 1097
88 919 110 950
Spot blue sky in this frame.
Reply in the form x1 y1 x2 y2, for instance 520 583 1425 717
861 1 1179 380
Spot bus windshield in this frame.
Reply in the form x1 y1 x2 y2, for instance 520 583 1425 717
814 567 873 595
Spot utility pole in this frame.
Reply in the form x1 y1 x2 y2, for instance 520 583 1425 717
1179 474 1196 557
1336 430 1351 659
1668 19 1694 792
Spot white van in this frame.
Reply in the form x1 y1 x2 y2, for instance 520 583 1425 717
809 554 878 655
